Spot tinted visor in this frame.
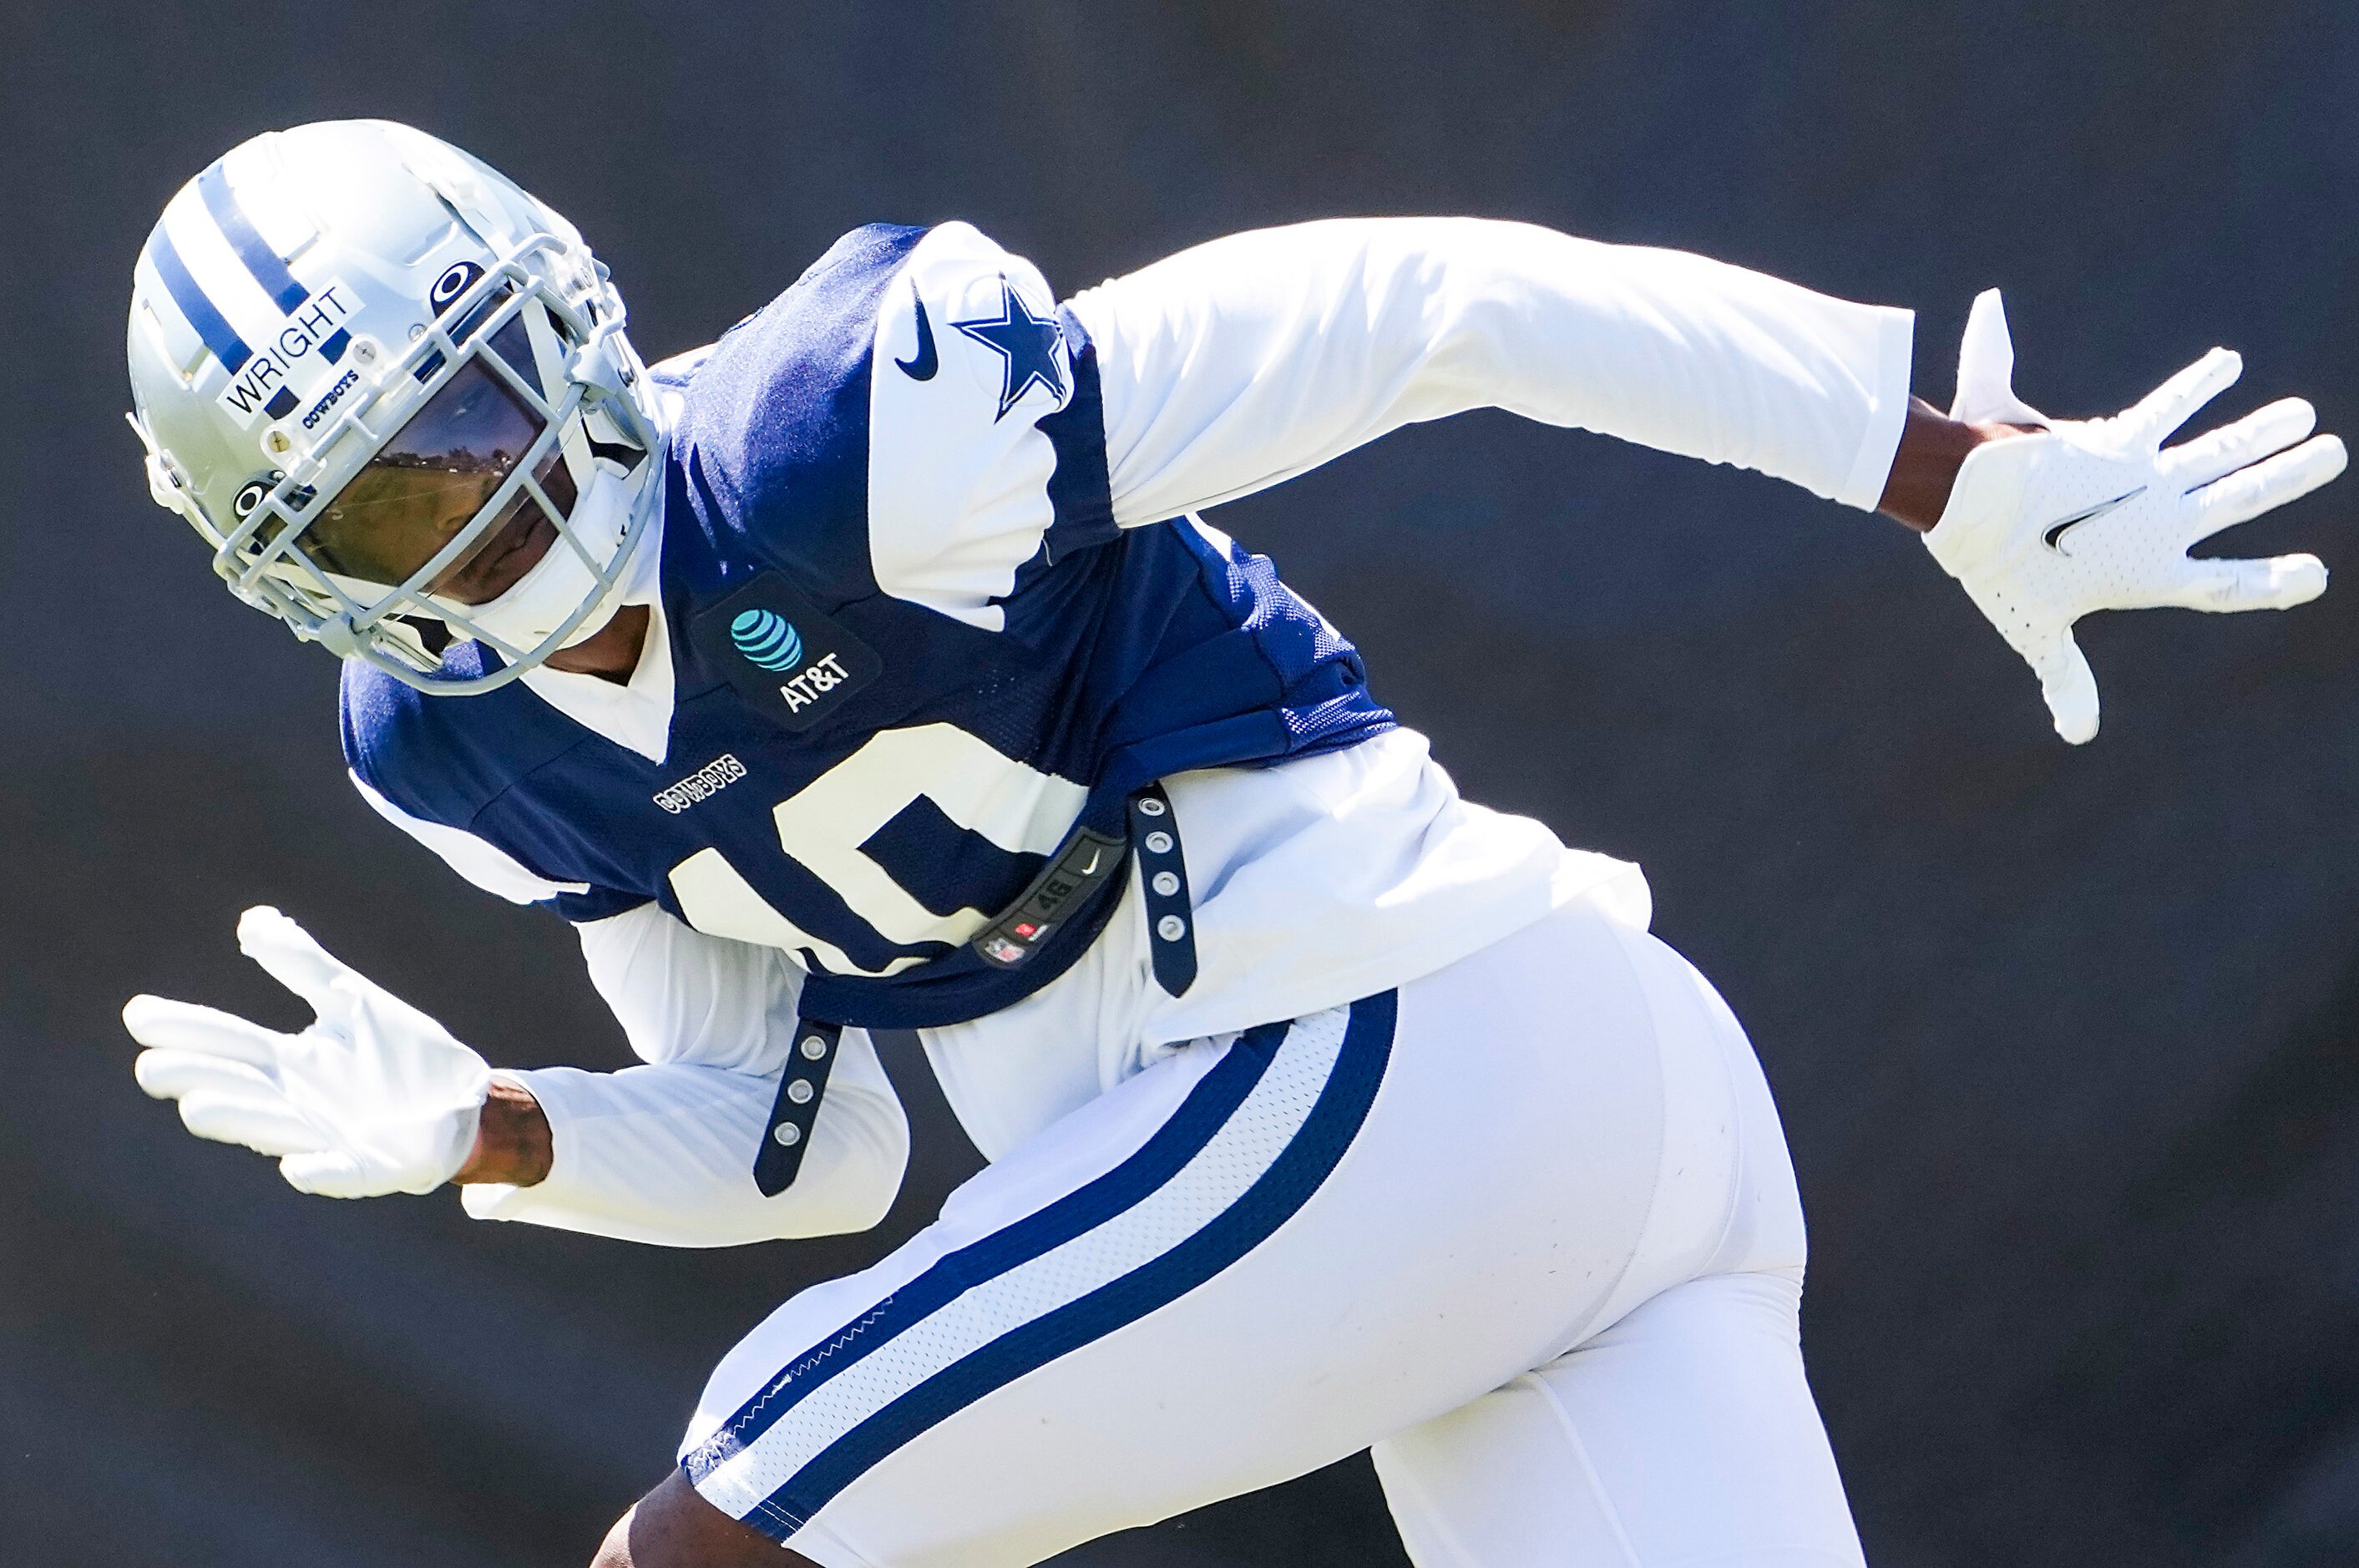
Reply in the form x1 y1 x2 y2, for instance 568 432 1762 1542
303 329 571 596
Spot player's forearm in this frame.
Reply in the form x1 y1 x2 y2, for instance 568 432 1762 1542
1877 397 2039 531
458 1055 911 1247
453 1075 552 1186
1071 216 1915 523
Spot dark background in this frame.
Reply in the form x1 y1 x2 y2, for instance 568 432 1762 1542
3 2 2355 1563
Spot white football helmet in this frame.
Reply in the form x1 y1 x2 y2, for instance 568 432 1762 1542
125 120 662 692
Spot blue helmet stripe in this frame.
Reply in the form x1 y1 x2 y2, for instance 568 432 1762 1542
198 163 307 312
147 226 251 373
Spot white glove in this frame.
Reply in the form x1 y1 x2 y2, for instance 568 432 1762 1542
1924 290 2345 743
124 907 493 1197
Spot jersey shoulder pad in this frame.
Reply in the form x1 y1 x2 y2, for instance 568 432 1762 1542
667 223 932 597
864 223 1116 626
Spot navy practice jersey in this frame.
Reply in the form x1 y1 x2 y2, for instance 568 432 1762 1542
343 222 1395 1030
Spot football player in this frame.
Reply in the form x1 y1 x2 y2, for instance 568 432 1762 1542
120 121 2342 1568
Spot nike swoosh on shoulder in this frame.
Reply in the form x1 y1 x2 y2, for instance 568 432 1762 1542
894 283 938 381
2042 486 2147 554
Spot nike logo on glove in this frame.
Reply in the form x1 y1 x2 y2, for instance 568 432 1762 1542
2042 486 2147 554
895 284 939 381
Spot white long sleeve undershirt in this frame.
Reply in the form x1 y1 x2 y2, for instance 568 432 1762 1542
440 218 1913 1247
1076 218 1911 525
459 905 910 1246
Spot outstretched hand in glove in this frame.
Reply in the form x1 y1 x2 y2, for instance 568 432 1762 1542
124 907 492 1197
1916 291 2345 743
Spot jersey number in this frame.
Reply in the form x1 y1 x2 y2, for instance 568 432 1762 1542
664 724 1087 976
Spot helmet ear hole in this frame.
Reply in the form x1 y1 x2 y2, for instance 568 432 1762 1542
231 468 286 519
430 260 486 314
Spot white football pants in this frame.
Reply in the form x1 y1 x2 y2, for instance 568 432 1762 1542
681 896 1865 1568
